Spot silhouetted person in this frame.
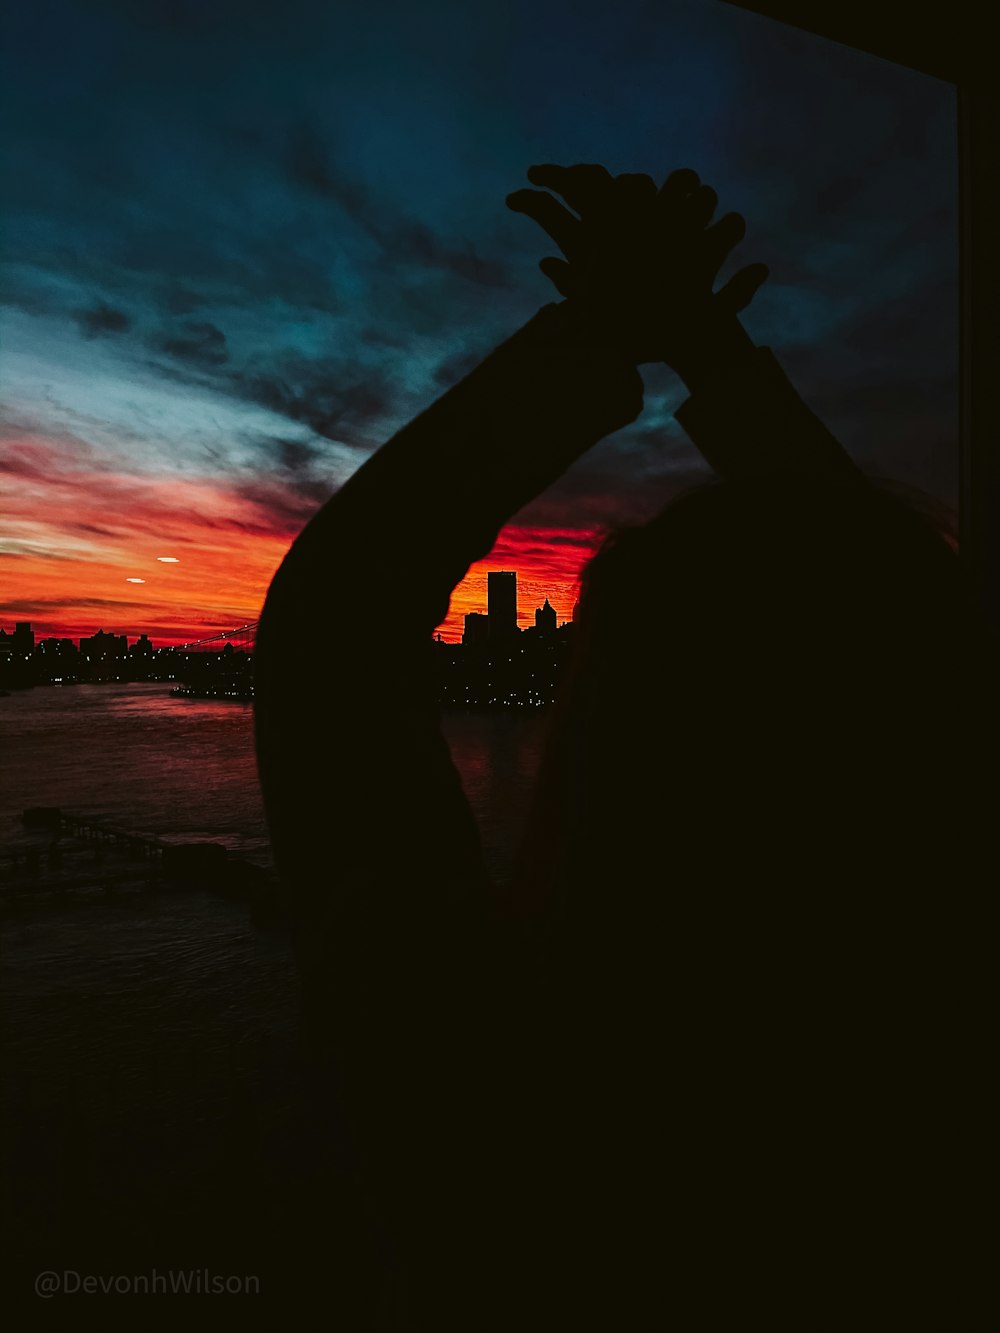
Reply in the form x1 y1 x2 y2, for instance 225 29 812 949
254 166 994 1329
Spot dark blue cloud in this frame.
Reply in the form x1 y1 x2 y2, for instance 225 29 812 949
73 302 132 338
155 319 229 366
1 0 960 535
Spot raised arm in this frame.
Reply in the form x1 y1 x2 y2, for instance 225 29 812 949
508 163 863 484
254 302 642 966
252 300 643 1316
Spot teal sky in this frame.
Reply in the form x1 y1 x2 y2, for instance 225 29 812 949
1 0 959 639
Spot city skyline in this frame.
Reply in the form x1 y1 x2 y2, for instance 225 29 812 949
0 568 573 656
1 568 578 708
0 520 597 646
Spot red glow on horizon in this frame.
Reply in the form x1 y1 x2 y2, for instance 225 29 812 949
1 438 292 645
2 431 605 648
434 524 604 642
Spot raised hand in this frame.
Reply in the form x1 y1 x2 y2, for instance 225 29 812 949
507 163 768 379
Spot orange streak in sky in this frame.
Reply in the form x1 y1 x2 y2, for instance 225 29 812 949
439 527 604 641
2 435 607 646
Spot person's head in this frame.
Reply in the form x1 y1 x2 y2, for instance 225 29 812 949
515 475 993 935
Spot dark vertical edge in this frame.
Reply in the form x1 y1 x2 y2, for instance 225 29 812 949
959 81 1000 624
957 84 974 567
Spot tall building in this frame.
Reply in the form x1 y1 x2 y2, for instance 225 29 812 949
535 598 557 635
463 612 489 647
12 622 35 657
35 637 81 682
80 629 128 661
487 571 518 641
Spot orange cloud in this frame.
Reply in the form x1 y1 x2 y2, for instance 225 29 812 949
2 431 611 648
1 438 288 643
438 526 605 641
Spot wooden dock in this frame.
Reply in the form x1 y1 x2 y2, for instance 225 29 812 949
1 808 284 926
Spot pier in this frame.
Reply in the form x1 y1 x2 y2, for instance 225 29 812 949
2 807 283 925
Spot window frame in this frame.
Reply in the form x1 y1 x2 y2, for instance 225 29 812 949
721 1 998 620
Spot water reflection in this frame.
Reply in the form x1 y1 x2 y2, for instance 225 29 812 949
1 682 550 877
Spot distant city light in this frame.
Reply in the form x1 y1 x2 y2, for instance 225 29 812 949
125 577 146 583
157 557 180 563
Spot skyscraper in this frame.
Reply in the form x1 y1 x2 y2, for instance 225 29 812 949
534 598 557 635
487 571 518 641
12 622 34 657
463 612 489 647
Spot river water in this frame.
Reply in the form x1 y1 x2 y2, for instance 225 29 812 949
0 682 550 1309
0 680 549 874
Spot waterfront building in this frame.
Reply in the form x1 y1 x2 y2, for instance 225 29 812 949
463 612 489 647
488 571 518 641
534 598 557 636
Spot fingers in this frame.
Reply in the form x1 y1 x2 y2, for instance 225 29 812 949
506 188 582 259
538 256 578 298
657 173 718 238
657 168 700 205
524 164 657 221
512 160 762 326
612 172 658 202
526 163 614 215
703 212 746 272
706 211 745 251
715 262 769 313
681 184 718 229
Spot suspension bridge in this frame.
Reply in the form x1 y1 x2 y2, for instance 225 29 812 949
171 622 258 700
177 622 258 654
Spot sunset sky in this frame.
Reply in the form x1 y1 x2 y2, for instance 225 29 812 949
1 0 958 643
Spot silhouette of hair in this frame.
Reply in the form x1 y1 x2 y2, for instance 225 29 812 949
515 474 994 935
502 474 996 1320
